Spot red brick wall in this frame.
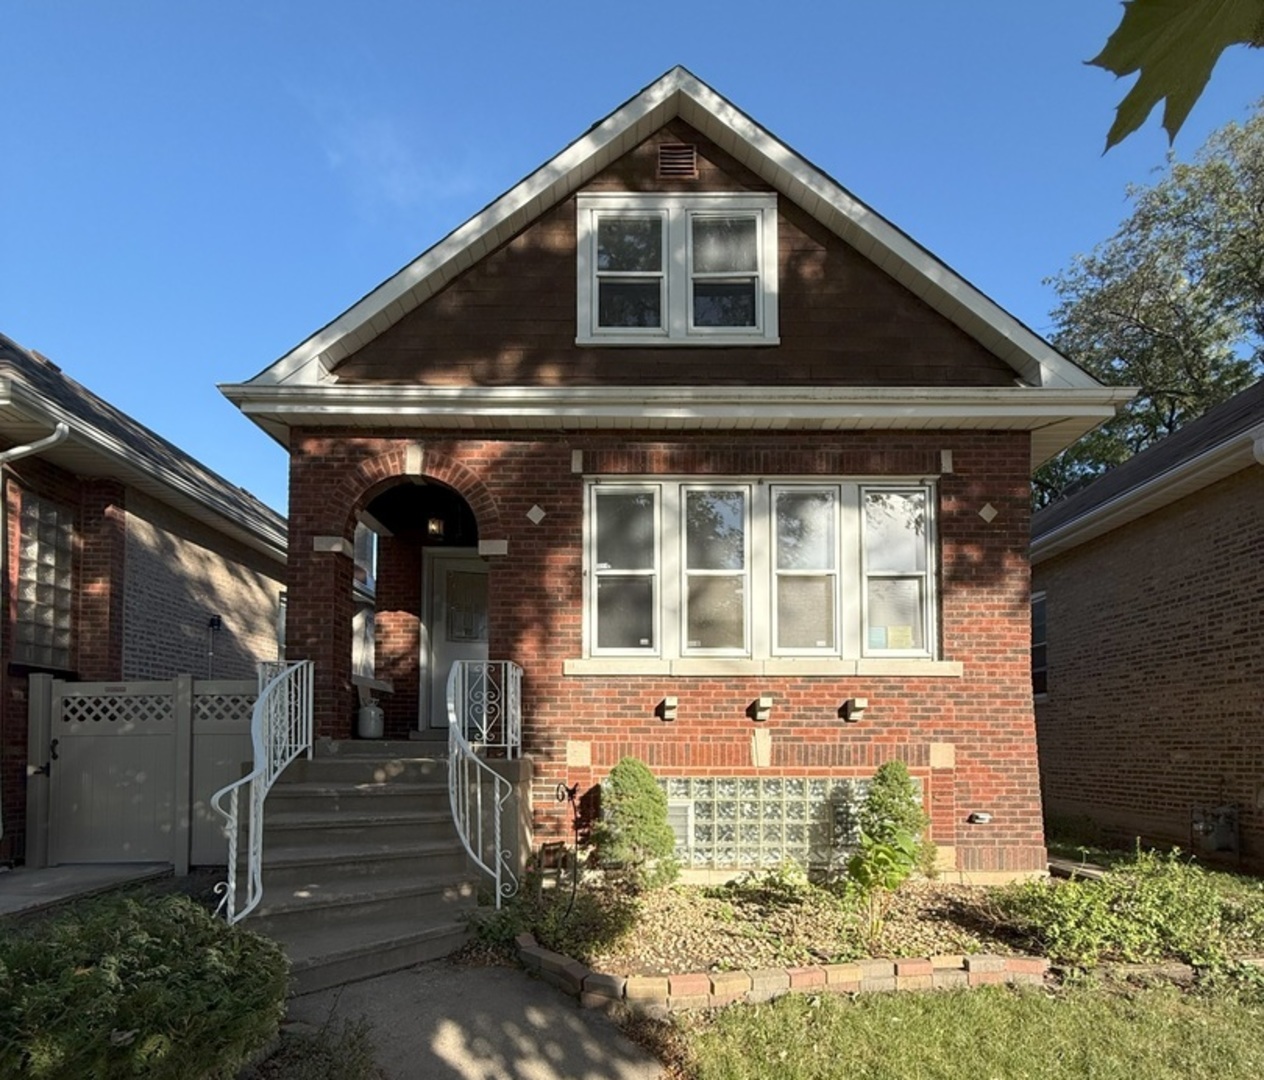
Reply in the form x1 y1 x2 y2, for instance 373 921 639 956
286 427 1046 875
334 120 1014 390
1033 466 1264 866
0 457 284 864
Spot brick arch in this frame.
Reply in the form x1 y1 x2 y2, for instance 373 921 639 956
343 445 505 543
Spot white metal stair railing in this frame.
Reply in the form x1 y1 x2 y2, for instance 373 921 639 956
447 660 522 908
210 659 314 924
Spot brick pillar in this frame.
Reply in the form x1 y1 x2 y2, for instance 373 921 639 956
77 480 127 679
287 451 355 739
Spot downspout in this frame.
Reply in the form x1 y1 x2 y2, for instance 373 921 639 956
0 421 70 851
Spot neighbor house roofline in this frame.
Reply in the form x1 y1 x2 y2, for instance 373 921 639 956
227 66 1108 398
1032 379 1264 564
0 333 286 565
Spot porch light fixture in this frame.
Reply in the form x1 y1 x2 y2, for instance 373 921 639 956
427 517 445 538
840 697 868 723
657 696 679 722
749 695 773 722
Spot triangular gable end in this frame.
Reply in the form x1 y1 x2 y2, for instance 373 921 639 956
240 66 1099 393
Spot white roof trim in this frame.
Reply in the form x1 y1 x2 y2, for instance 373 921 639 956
240 67 1100 394
0 379 286 564
222 382 1132 468
1032 421 1264 564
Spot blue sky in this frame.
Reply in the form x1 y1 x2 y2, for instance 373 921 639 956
3 2 1259 513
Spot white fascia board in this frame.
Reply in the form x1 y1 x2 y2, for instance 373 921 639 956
243 67 1099 395
1031 422 1264 564
250 76 689 389
225 383 1129 429
4 385 287 564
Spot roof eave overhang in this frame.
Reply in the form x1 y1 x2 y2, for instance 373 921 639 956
1032 422 1264 564
0 380 287 565
221 383 1134 469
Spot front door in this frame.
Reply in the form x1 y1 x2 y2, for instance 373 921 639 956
423 550 489 731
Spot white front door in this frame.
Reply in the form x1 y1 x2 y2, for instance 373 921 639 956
423 550 489 731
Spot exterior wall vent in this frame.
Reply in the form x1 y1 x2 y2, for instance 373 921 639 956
658 143 698 179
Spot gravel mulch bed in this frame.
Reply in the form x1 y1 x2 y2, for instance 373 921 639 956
582 879 1020 976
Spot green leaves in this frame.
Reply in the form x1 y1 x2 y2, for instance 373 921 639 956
1091 0 1264 149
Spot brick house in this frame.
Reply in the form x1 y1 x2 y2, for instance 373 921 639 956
1032 379 1264 867
0 332 287 865
223 68 1129 882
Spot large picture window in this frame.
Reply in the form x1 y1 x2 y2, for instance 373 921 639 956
577 193 778 344
586 480 936 660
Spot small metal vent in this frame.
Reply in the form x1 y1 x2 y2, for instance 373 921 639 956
658 143 698 179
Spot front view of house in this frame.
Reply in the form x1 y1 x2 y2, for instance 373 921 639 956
223 68 1129 882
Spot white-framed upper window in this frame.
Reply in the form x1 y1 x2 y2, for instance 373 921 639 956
585 479 936 660
576 193 779 345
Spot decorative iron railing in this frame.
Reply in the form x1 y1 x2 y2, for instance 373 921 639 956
210 659 314 924
447 660 522 907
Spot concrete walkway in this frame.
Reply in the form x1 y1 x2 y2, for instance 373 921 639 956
0 863 170 917
286 961 664 1080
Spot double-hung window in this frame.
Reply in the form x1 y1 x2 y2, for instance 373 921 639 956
586 480 937 661
577 193 779 344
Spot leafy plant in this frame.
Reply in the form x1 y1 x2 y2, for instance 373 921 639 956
990 847 1264 970
591 757 679 890
854 760 936 877
0 892 288 1079
845 829 919 952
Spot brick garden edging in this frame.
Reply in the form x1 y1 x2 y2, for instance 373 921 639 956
513 933 1051 1016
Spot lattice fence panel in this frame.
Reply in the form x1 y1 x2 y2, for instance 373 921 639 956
195 694 256 725
59 695 173 727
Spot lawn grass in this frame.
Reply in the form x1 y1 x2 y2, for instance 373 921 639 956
669 983 1264 1080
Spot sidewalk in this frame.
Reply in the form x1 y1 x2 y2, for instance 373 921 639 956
285 960 663 1080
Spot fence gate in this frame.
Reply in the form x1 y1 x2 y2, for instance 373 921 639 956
29 675 255 870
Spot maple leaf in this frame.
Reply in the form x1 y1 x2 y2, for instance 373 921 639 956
1091 0 1264 149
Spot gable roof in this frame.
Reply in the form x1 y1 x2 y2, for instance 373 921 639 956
1032 378 1264 562
0 333 286 564
223 66 1133 466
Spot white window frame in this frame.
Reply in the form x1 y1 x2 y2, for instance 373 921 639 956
859 486 936 659
587 484 661 656
576 193 779 345
1031 591 1048 699
680 484 751 657
583 478 937 664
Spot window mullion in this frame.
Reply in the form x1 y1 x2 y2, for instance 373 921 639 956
660 484 681 659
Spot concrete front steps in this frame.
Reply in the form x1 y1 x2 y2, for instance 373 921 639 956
250 740 478 995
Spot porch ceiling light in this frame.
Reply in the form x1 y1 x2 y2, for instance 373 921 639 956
427 516 445 538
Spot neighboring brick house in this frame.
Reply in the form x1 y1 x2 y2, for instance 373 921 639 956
223 68 1129 881
1032 379 1264 867
0 332 287 864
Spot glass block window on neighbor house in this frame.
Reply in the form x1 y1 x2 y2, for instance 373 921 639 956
14 492 75 669
661 776 876 870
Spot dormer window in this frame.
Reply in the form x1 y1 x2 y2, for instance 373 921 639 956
577 193 779 345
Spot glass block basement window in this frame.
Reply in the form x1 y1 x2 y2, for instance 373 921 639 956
14 493 74 669
660 776 877 870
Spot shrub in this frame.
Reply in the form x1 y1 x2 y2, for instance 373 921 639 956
0 892 289 1079
991 848 1263 969
845 829 920 952
854 760 936 876
591 757 679 889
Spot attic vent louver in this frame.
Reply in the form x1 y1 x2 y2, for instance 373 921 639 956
658 143 698 179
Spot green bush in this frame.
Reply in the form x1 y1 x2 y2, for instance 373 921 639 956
0 892 289 1079
991 848 1264 969
592 757 679 889
854 760 936 876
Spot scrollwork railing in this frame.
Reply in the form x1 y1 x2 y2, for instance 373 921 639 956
210 659 314 924
447 660 522 907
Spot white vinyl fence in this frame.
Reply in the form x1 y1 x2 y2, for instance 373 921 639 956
25 673 256 873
